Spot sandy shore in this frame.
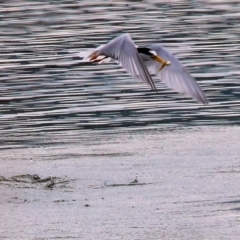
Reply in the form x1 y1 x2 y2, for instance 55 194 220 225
1 126 240 239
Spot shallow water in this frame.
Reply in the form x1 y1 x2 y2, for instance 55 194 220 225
0 1 240 239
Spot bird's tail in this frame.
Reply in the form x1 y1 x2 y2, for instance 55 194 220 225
79 47 111 64
78 49 96 60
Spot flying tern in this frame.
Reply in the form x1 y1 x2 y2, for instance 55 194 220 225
79 33 208 104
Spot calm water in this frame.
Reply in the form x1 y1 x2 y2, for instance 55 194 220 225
1 1 240 239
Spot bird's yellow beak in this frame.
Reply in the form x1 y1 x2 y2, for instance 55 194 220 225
152 56 171 71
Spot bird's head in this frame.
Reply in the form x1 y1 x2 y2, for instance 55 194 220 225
137 47 171 66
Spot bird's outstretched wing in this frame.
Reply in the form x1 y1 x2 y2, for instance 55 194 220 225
145 44 208 104
94 34 156 91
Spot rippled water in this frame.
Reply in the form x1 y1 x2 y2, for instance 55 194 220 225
1 1 240 239
1 0 240 143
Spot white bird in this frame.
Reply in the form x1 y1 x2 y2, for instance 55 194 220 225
79 33 208 105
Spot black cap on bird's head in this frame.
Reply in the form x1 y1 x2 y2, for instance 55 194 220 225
137 47 156 57
137 47 171 67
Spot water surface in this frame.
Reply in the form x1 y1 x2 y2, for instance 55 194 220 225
0 1 240 239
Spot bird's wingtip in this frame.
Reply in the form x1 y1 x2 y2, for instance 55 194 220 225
199 96 209 105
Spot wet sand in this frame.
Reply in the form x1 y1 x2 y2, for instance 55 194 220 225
1 126 240 239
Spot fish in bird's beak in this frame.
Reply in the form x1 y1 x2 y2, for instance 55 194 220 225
152 55 171 71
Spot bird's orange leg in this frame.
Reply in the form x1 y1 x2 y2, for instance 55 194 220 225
88 51 107 63
92 56 108 63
